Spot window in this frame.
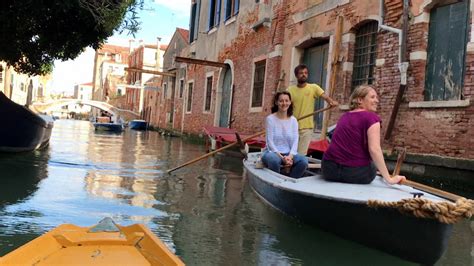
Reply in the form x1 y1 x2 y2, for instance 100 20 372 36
179 79 184 98
351 21 378 89
224 0 239 21
186 82 194 112
208 0 221 30
251 60 266 107
425 1 468 101
189 1 201 42
204 76 213 111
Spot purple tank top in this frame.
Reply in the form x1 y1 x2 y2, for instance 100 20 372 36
323 111 381 167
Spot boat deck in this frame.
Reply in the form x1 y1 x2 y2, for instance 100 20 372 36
245 153 449 204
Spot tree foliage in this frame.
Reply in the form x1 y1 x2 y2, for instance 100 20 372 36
0 0 144 76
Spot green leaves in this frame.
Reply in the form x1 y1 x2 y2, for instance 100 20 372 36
0 0 143 75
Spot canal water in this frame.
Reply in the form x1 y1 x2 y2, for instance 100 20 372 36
0 120 472 265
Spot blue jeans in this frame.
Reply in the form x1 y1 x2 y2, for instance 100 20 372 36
262 151 308 178
321 159 376 184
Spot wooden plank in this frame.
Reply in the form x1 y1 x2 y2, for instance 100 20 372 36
308 163 321 169
124 67 176 77
174 56 228 68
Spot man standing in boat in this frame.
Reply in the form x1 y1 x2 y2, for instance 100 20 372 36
287 64 338 155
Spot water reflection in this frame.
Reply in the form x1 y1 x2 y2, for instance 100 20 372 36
0 150 49 207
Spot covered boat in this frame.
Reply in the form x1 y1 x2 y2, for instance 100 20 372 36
93 122 124 132
0 218 184 265
244 152 472 265
129 119 148 130
0 91 54 152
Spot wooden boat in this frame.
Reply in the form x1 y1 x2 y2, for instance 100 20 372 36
244 152 459 265
0 91 54 152
93 122 124 132
129 119 148 130
0 217 185 265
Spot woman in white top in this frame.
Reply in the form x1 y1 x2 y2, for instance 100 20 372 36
262 91 308 178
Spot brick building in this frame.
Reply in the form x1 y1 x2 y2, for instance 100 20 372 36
277 0 473 161
168 0 472 167
91 44 130 102
156 28 190 130
174 0 286 136
126 42 158 113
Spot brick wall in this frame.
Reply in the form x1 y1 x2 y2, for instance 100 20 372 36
375 1 474 159
180 2 286 135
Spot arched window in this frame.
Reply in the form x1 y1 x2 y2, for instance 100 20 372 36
351 21 378 89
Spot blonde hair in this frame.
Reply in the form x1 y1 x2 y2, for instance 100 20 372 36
349 85 375 110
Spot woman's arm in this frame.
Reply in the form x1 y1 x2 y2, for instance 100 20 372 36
367 123 405 184
289 117 299 156
265 116 280 154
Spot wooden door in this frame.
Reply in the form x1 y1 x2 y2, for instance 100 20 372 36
169 77 176 124
304 43 329 130
218 68 232 127
425 1 468 101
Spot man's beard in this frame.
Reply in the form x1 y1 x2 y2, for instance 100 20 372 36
297 77 307 84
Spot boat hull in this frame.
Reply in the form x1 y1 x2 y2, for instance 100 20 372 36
129 119 148 130
93 122 124 132
0 92 54 152
0 218 184 265
245 158 453 265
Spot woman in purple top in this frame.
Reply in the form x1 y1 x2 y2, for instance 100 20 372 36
322 85 406 184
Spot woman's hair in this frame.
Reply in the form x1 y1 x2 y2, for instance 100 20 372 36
349 84 375 110
271 91 293 116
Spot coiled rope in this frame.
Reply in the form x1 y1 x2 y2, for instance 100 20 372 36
368 197 474 224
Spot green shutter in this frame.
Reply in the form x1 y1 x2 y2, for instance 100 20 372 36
425 1 468 101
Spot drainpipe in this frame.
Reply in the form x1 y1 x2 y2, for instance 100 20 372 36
379 0 409 139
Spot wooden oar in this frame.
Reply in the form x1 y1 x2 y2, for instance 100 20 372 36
166 105 335 174
392 148 462 202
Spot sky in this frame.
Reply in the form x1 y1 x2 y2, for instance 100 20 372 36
50 0 191 95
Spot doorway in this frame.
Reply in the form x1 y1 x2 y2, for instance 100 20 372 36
218 67 233 127
303 43 329 131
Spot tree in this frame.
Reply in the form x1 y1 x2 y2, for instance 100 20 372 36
0 0 143 76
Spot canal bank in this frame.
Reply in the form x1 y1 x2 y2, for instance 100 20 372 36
385 152 474 195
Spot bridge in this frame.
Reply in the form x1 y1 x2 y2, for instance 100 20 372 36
31 99 140 121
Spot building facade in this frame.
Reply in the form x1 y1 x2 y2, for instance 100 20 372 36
161 0 472 164
157 28 190 130
91 44 130 102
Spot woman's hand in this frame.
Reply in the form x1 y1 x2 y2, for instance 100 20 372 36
282 155 293 166
385 175 406 185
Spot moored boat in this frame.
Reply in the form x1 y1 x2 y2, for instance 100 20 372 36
93 122 124 132
243 152 472 265
0 91 54 152
129 119 148 130
0 217 185 265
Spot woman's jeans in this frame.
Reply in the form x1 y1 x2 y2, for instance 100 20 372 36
262 151 308 178
321 159 376 184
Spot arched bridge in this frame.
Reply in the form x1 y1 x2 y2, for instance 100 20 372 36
31 99 140 121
